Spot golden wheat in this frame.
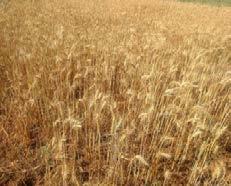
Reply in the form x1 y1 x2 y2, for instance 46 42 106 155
0 0 230 185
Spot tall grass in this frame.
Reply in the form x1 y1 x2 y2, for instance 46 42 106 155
0 0 230 185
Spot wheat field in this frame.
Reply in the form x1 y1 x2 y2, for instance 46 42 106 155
0 0 230 185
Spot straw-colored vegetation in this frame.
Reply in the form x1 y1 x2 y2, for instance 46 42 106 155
0 0 230 185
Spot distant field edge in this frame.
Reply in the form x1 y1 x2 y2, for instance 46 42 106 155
179 0 231 6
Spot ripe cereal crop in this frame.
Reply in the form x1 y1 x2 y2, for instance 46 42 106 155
0 0 230 185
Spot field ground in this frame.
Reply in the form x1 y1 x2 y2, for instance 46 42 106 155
0 0 231 185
